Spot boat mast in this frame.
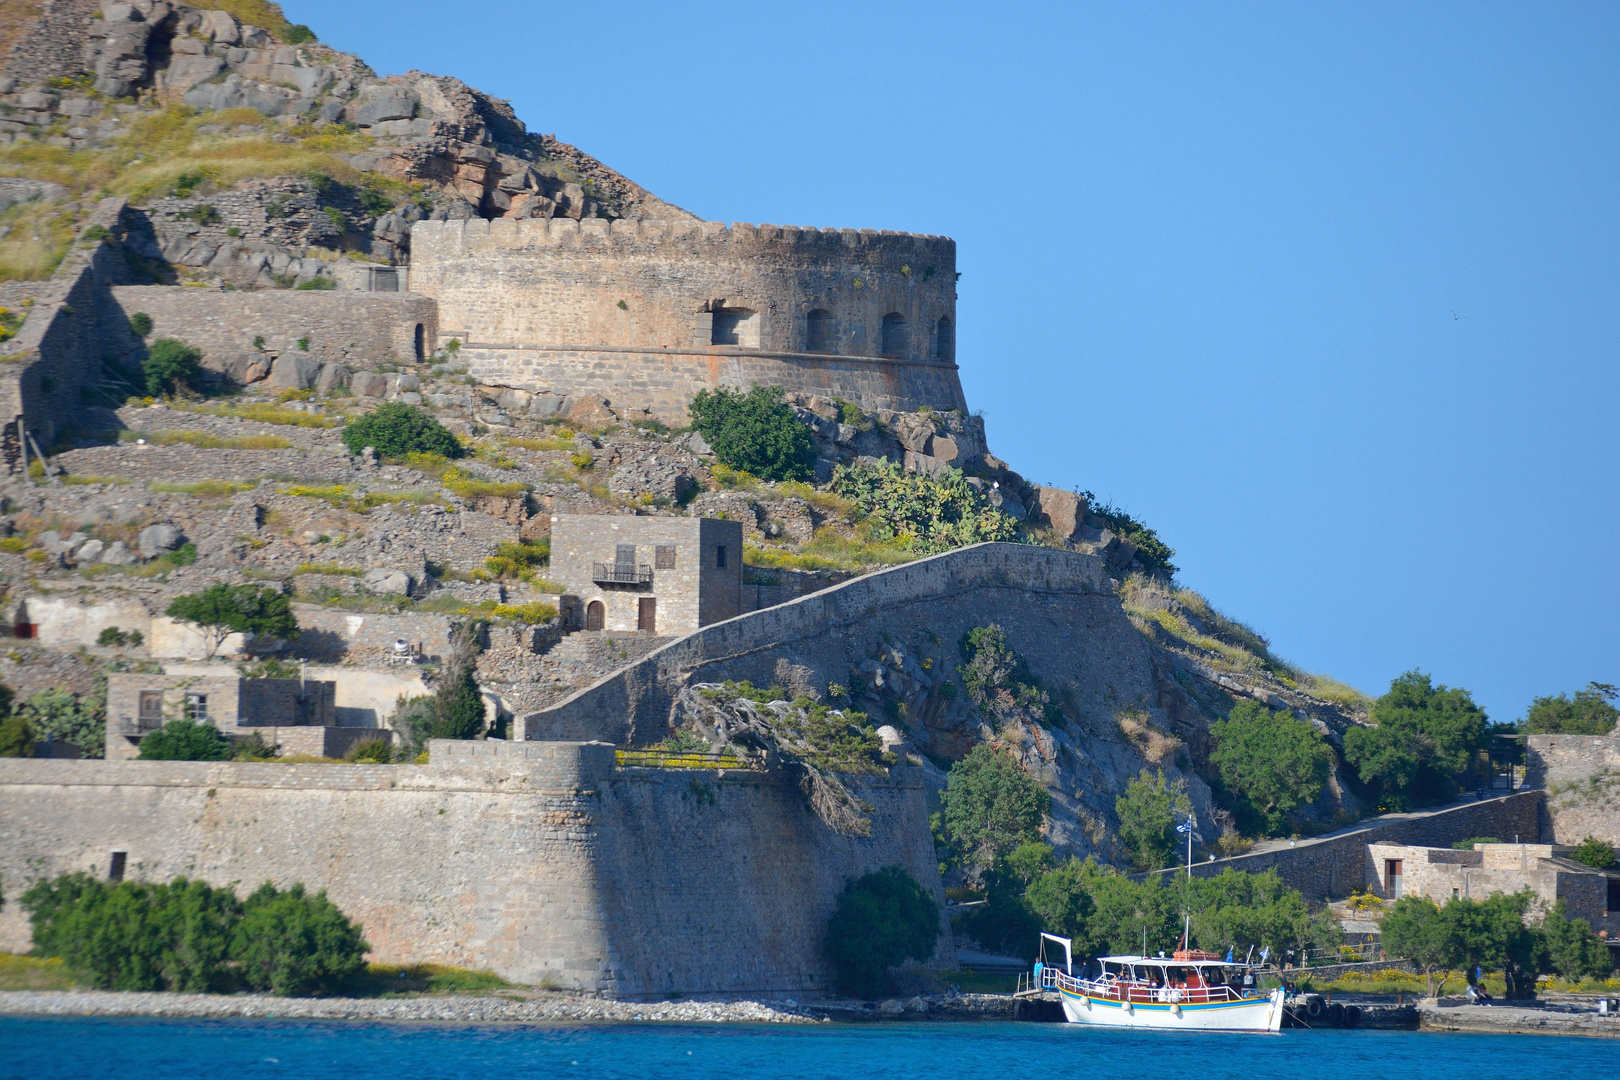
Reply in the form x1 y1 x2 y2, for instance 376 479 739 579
1177 812 1196 951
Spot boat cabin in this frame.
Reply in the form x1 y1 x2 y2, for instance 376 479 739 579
1086 951 1260 1004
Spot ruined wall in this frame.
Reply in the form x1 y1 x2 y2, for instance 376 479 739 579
1144 793 1546 901
410 217 968 421
0 738 944 996
1527 730 1620 847
107 286 438 373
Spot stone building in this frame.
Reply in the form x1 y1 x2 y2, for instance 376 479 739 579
548 514 742 636
1367 841 1620 936
409 218 969 422
103 671 373 761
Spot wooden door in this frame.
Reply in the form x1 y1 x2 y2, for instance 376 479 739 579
638 597 657 632
585 600 604 632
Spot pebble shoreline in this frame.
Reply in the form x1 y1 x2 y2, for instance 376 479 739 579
0 989 1018 1025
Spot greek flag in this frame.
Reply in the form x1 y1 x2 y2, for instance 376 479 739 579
1175 815 1196 835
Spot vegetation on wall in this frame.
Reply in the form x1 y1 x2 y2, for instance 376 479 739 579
823 865 940 998
21 871 369 995
16 687 106 760
1208 701 1335 836
1520 682 1618 735
138 718 232 761
958 624 1061 732
165 583 300 657
688 385 814 482
1569 835 1618 871
1344 670 1487 811
142 338 202 396
936 745 1050 875
342 402 465 459
832 461 1019 554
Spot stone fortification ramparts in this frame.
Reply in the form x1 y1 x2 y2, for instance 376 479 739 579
0 739 944 996
1526 730 1620 847
410 217 968 421
521 542 1118 746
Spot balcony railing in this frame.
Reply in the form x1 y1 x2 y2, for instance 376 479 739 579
592 562 653 586
115 715 164 737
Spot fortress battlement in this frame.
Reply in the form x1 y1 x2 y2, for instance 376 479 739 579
412 217 954 254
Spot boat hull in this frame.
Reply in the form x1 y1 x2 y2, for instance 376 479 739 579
1056 986 1285 1032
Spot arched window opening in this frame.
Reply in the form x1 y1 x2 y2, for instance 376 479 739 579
934 316 954 362
710 306 760 348
880 313 908 358
413 323 425 361
806 309 835 353
585 600 605 632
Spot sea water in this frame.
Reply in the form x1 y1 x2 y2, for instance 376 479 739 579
0 1017 1607 1079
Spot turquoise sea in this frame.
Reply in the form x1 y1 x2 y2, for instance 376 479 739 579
0 1017 1607 1079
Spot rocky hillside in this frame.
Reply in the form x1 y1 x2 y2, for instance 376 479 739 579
0 0 695 292
0 1 1378 859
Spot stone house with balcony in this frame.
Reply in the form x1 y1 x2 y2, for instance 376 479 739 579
548 514 743 637
104 671 375 761
1368 841 1620 939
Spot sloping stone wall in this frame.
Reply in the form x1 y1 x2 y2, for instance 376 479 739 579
0 738 944 996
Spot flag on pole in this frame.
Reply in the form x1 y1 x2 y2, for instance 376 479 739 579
1176 815 1196 835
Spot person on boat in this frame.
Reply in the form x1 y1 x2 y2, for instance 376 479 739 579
1242 969 1257 993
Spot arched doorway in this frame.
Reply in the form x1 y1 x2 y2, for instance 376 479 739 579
585 600 605 632
413 324 425 361
880 313 907 358
806 309 834 352
934 316 954 361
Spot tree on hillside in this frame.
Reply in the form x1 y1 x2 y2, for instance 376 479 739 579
1540 902 1614 980
1569 836 1618 871
687 384 814 482
1521 682 1619 735
17 687 104 759
341 402 464 459
823 866 940 998
1343 670 1487 810
143 338 201 396
165 584 299 657
405 620 488 752
1115 768 1192 871
938 745 1050 874
1209 701 1334 836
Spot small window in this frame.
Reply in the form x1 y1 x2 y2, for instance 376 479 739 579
806 309 835 353
715 545 728 569
139 692 163 721
880 313 907 358
185 693 208 722
109 851 127 882
710 306 759 347
655 545 676 569
1451 888 1460 901
934 316 954 361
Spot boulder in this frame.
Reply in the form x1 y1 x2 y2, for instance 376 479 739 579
73 539 105 565
528 394 567 419
100 541 136 566
355 95 415 126
199 9 241 44
137 523 184 558
363 568 413 596
891 413 936 454
396 372 421 392
316 363 352 393
1030 487 1088 540
398 392 423 406
351 371 388 398
243 360 270 383
682 430 712 455
268 354 321 390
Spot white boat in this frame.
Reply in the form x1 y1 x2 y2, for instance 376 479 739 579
1035 934 1286 1032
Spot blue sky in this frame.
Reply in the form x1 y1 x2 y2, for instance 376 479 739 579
287 1 1620 722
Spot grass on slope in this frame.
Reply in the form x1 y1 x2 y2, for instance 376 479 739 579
0 953 77 990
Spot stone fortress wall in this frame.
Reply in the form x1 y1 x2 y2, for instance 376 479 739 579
409 217 970 422
0 739 945 997
1526 729 1620 848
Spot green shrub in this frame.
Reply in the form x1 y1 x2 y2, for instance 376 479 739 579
128 312 152 338
959 624 1060 729
281 23 316 44
1115 768 1193 871
1570 835 1618 870
1521 682 1618 735
484 538 549 580
687 384 813 481
178 204 220 226
1451 836 1502 850
833 460 1019 554
17 687 104 759
824 866 939 998
138 718 231 761
1208 701 1334 836
1541 902 1614 979
143 338 202 396
342 402 464 459
97 626 143 647
22 873 241 992
1081 491 1178 576
233 882 369 995
938 744 1050 873
0 713 35 758
344 738 394 764
1344 670 1487 810
296 277 336 291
